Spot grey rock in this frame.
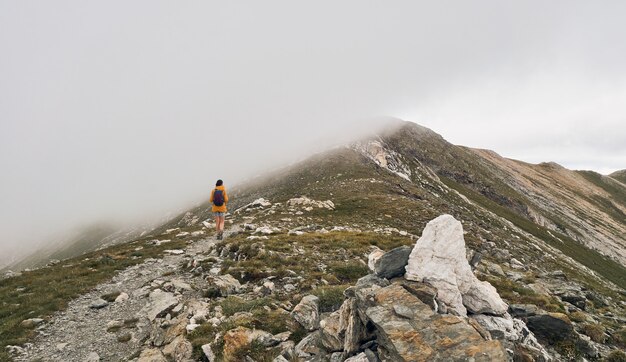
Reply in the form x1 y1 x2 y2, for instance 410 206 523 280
330 352 347 362
508 304 539 318
393 304 414 319
209 274 242 296
89 298 109 309
320 311 343 352
368 245 412 279
399 280 438 311
142 289 178 321
294 331 323 358
561 294 587 310
526 313 574 343
292 295 320 331
356 274 390 288
84 351 100 362
345 352 370 362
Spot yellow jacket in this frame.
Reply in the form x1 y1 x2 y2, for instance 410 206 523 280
210 185 229 213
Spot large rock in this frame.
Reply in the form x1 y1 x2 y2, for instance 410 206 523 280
141 289 179 321
291 295 320 331
209 274 242 296
362 284 507 361
338 298 370 354
405 214 508 316
368 245 412 279
526 313 574 343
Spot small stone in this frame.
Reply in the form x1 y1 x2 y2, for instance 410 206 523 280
56 343 68 352
163 249 184 255
89 298 109 309
20 318 44 328
106 320 124 332
85 351 100 362
186 323 200 332
114 292 129 302
117 333 132 343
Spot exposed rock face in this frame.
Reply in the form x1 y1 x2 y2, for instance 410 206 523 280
291 295 320 331
368 245 412 279
363 284 507 361
405 214 508 316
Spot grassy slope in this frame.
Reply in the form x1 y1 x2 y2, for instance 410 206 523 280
576 170 626 224
609 170 626 184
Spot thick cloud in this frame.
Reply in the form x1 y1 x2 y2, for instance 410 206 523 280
1 1 625 264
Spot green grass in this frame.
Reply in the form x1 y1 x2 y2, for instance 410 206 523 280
219 296 273 317
0 237 187 361
311 285 348 312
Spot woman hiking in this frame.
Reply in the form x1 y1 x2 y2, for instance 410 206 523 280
210 179 229 240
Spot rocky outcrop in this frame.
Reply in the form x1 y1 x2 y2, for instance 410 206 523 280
405 214 508 316
364 284 507 361
367 245 411 279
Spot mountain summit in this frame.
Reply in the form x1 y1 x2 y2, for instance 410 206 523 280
2 121 625 361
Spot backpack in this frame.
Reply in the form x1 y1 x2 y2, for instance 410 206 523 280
213 189 225 207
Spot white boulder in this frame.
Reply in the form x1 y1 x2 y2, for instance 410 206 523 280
405 214 507 316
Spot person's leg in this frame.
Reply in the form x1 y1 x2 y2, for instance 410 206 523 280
219 216 225 233
214 215 220 235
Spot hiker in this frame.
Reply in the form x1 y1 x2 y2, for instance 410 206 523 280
210 179 228 240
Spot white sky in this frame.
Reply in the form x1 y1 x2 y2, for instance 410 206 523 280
1 1 625 262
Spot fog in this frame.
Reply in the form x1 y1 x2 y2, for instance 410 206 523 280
1 1 625 266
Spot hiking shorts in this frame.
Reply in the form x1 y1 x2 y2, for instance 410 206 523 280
213 212 225 217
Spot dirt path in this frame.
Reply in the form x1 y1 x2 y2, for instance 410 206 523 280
14 232 224 362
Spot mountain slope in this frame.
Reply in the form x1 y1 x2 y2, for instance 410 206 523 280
3 120 625 361
609 169 626 184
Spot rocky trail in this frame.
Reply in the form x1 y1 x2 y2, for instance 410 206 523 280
13 229 230 362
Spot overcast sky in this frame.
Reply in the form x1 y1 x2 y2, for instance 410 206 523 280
1 1 625 263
